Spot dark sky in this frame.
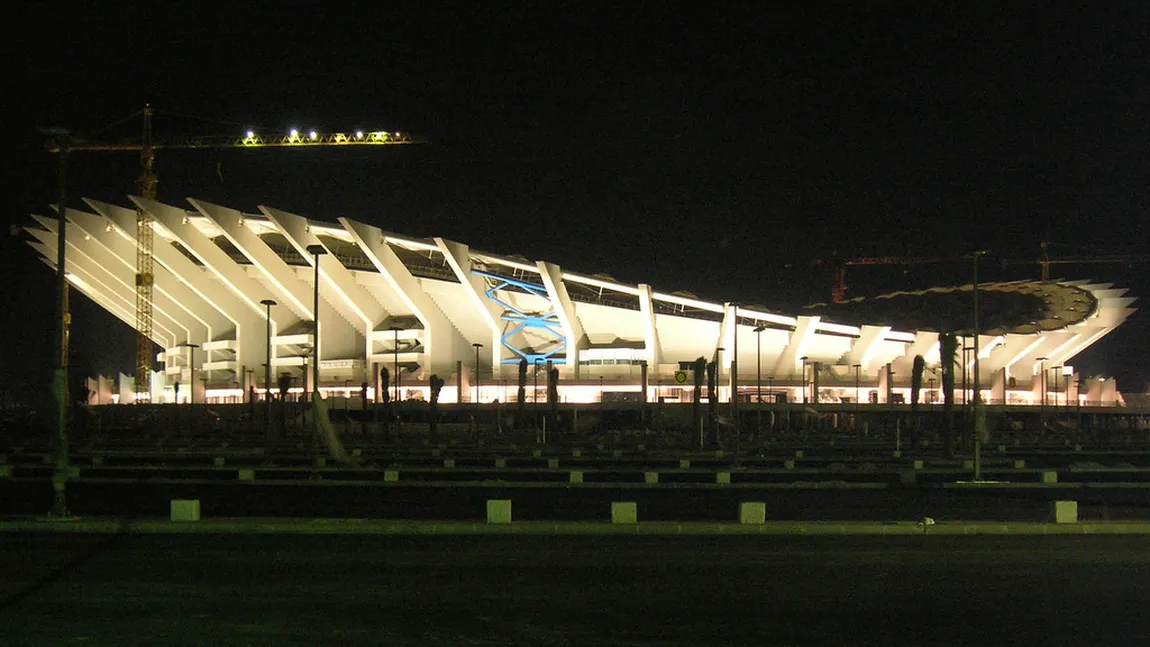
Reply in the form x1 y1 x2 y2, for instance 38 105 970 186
3 2 1149 404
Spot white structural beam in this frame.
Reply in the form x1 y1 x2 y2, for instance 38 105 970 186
85 198 265 373
842 325 892 374
260 206 383 328
637 283 662 366
29 243 136 333
435 237 502 368
536 261 585 373
773 315 820 377
129 197 278 323
66 207 227 343
341 218 463 376
190 199 313 321
28 219 183 345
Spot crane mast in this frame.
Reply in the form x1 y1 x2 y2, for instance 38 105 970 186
135 106 157 390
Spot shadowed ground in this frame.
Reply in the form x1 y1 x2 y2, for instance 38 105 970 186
2 532 1148 646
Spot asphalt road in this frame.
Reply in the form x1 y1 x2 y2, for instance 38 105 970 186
2 533 1149 646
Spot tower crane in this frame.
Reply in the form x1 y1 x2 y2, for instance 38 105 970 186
46 106 427 394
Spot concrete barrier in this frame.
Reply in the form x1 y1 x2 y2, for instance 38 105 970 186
0 465 11 479
913 460 924 470
572 449 583 458
714 450 724 459
494 458 506 468
170 500 201 522
315 457 327 468
547 459 559 469
644 471 659 484
443 459 455 468
486 499 512 524
739 502 766 524
237 469 255 481
1013 459 1026 469
384 470 399 482
1052 500 1077 523
532 449 542 458
795 450 804 458
679 459 690 469
784 460 795 470
1041 471 1058 484
611 502 637 524
612 449 623 458
569 471 584 484
213 457 226 467
716 472 731 485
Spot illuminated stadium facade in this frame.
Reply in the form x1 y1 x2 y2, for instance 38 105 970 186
26 197 1138 407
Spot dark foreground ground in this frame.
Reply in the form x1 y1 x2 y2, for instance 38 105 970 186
2 532 1149 646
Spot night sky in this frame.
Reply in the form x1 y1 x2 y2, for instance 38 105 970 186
4 3 1148 406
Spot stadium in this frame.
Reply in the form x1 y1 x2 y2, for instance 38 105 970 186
25 196 1137 408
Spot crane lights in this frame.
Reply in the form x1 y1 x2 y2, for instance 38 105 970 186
236 128 418 147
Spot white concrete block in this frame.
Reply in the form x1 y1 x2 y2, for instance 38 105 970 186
611 501 637 524
714 450 724 459
569 471 584 483
352 448 362 457
612 449 623 458
913 460 925 470
170 500 200 522
892 450 901 458
784 460 795 470
572 449 582 458
486 499 512 524
716 472 731 485
962 459 974 469
739 501 766 524
1013 459 1026 469
237 469 255 481
679 459 691 469
547 458 559 469
213 457 226 467
532 449 542 458
644 471 659 484
1052 500 1077 524
384 470 399 482
794 450 804 458
443 458 455 468
494 458 506 468
1042 471 1058 484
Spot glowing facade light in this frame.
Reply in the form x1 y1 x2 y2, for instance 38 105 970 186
246 130 255 139
308 130 318 140
355 131 364 139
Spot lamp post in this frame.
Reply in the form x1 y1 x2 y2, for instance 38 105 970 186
260 299 277 440
473 343 484 404
305 245 326 405
767 376 774 403
175 343 200 404
753 325 766 403
971 250 987 481
1051 366 1063 408
299 346 311 404
388 326 403 405
1063 369 1071 409
799 356 809 404
853 364 861 408
1036 356 1048 413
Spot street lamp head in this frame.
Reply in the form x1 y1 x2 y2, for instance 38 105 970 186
852 364 861 368
472 342 484 349
305 244 327 257
260 299 277 307
753 325 767 333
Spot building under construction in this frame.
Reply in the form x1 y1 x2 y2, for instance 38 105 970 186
24 197 1138 407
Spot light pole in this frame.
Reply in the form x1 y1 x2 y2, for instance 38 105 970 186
971 250 986 481
853 364 861 408
800 356 809 404
1036 356 1048 413
753 325 766 403
767 376 774 403
1063 369 1071 409
305 245 326 406
260 299 277 439
389 326 403 404
305 244 326 458
473 342 484 404
1051 366 1063 408
176 343 200 404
